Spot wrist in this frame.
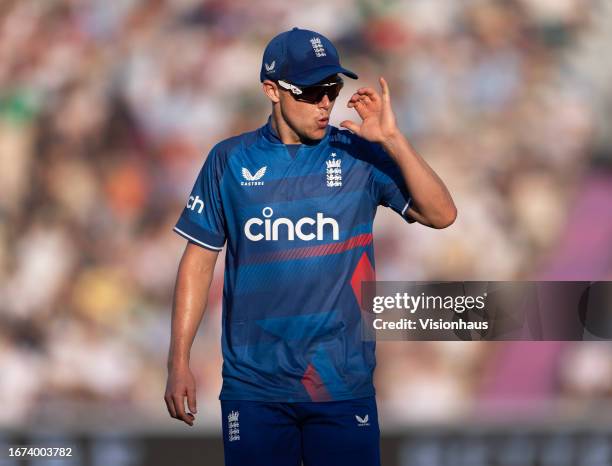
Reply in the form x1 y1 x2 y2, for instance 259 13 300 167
380 128 404 153
168 354 190 371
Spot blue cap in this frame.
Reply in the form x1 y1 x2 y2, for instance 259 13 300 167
260 27 358 86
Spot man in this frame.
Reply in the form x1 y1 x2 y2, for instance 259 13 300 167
165 27 456 466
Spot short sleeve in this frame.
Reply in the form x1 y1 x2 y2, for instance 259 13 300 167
173 146 227 251
367 142 413 221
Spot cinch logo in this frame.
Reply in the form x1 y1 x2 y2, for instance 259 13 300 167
187 195 204 214
244 207 339 242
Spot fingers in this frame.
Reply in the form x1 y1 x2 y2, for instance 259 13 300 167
348 92 373 105
346 80 387 122
379 76 390 102
347 100 364 109
356 87 380 102
164 393 177 418
347 96 371 115
340 120 360 134
165 389 196 426
187 387 197 414
347 93 360 107
358 94 373 106
173 393 194 426
347 79 390 105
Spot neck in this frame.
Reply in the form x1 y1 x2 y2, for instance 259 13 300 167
270 106 302 144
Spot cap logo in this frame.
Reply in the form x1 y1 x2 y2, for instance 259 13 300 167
265 60 276 73
309 37 326 57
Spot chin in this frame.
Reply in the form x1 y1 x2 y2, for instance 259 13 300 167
309 127 326 140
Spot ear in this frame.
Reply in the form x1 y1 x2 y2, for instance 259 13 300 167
262 80 280 103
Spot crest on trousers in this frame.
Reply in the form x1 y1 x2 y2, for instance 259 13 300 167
228 410 240 442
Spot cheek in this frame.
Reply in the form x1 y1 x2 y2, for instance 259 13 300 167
285 99 302 119
284 99 314 125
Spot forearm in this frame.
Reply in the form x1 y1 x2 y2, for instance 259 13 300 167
381 130 456 228
168 245 218 370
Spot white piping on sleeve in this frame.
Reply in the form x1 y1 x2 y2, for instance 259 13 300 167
173 227 223 251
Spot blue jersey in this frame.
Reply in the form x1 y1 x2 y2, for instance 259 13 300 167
174 118 412 402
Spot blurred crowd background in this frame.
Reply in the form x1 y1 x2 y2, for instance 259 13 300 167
1 0 612 455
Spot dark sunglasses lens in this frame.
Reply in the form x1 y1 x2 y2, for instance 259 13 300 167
299 82 343 103
325 82 343 100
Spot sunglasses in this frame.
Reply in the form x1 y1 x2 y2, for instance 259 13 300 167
277 78 344 104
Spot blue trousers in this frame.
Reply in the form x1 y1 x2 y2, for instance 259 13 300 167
221 396 381 466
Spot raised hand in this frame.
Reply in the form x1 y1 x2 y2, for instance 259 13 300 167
340 76 399 143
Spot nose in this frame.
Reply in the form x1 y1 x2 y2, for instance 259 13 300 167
318 94 331 109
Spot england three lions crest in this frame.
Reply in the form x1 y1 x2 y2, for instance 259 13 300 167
326 153 342 188
227 410 240 442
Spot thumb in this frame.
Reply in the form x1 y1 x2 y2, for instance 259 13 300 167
340 120 360 134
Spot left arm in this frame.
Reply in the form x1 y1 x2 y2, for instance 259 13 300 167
340 77 457 229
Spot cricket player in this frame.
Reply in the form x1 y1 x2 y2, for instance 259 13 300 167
165 27 456 466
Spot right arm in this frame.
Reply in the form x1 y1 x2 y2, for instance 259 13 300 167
164 242 220 426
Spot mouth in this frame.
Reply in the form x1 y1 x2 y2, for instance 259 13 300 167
317 117 329 129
